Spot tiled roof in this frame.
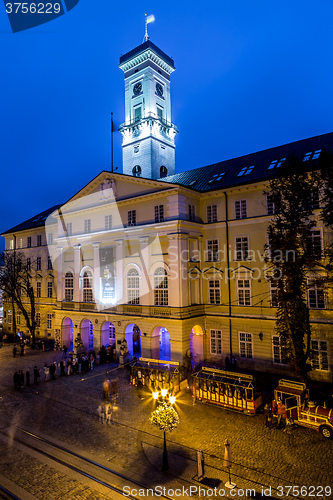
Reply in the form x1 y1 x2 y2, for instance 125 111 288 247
159 132 333 191
119 40 175 69
2 205 61 235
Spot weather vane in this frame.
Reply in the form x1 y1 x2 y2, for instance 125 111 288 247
143 13 155 43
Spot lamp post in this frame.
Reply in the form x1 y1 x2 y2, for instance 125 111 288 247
150 390 179 472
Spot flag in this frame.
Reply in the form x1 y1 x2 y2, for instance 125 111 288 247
146 14 155 24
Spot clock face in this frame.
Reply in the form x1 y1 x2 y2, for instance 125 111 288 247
156 83 163 97
133 82 142 96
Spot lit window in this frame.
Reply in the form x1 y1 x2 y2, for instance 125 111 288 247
235 236 249 261
237 279 251 306
239 332 253 358
209 280 221 304
206 239 219 262
210 330 222 354
8 310 12 324
207 205 217 223
128 210 136 227
127 268 140 305
65 272 74 301
19 239 23 249
303 150 321 161
272 336 288 364
83 270 93 302
109 324 116 346
268 158 286 170
105 215 112 231
235 200 247 219
37 235 42 246
84 219 91 233
237 165 255 176
154 267 168 306
16 311 21 326
155 205 164 223
311 340 328 371
47 314 52 330
133 165 141 177
307 279 325 309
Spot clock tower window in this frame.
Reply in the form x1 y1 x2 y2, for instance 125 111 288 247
134 106 142 122
157 106 163 120
133 165 142 177
160 166 168 178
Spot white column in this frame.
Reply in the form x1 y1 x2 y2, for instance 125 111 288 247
56 246 63 302
115 240 123 304
93 243 101 304
73 244 81 303
168 233 188 308
139 236 150 305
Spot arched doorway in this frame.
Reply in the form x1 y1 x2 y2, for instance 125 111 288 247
152 326 171 361
101 321 116 347
125 323 141 358
62 317 73 350
190 325 204 367
81 319 94 351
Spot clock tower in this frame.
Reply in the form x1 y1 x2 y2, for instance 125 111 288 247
119 40 178 180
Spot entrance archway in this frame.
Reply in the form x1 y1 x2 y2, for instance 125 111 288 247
125 324 141 358
81 319 94 351
62 317 73 350
190 325 204 367
101 321 116 347
152 326 171 361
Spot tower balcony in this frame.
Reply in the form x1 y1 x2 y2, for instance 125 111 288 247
119 112 178 137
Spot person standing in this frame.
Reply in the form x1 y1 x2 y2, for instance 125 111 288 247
34 366 39 385
26 368 30 387
264 404 273 428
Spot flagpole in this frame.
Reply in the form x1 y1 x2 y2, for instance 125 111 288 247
111 112 114 173
144 13 148 42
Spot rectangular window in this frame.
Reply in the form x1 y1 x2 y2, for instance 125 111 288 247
47 282 53 298
47 233 53 246
134 106 142 122
16 311 21 326
37 235 42 246
27 236 31 248
210 329 222 354
8 310 12 324
36 257 42 271
310 189 320 210
157 106 163 120
307 229 322 257
154 205 164 223
19 238 23 249
9 239 14 250
128 210 136 227
47 256 53 270
272 335 288 364
307 279 325 309
47 314 52 330
189 205 195 222
270 281 279 307
36 282 41 298
36 312 41 328
311 340 328 371
84 219 91 233
240 332 253 358
207 205 217 223
235 200 247 219
207 239 219 262
26 258 31 272
266 195 275 215
237 279 251 306
235 236 249 261
209 280 221 304
105 215 112 230
66 222 72 236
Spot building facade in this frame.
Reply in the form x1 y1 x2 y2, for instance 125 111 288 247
2 40 333 383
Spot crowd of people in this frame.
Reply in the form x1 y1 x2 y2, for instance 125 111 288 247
263 399 296 432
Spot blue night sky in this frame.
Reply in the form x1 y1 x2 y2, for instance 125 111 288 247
1 1 333 247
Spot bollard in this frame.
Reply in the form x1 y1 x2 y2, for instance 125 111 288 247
197 449 205 479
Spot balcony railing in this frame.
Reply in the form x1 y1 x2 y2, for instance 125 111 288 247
119 112 178 132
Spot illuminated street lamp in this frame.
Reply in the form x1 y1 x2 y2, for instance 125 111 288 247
150 401 179 471
152 389 176 406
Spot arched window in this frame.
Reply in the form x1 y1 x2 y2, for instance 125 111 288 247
127 268 140 305
109 323 116 346
65 272 74 301
160 166 168 178
154 267 168 306
132 165 141 177
83 270 93 302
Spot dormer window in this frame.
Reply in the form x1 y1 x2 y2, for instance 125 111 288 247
268 158 286 170
237 165 255 176
208 172 225 183
303 150 322 161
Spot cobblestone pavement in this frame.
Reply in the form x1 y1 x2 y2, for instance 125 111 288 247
0 344 332 500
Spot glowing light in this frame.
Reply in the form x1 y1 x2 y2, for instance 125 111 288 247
169 396 176 405
161 389 168 398
152 392 159 400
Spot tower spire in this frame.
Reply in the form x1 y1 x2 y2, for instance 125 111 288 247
143 13 155 43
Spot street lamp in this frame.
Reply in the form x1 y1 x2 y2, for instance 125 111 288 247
152 389 176 406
